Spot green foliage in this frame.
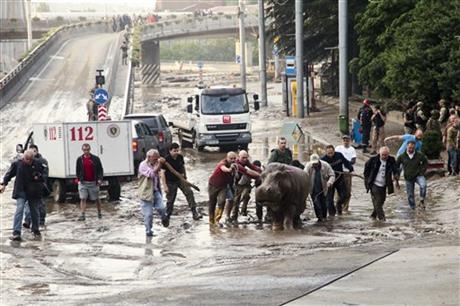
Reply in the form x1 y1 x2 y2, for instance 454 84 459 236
160 39 237 62
36 2 50 12
265 0 367 62
32 16 40 22
421 130 444 160
131 26 141 67
352 0 460 108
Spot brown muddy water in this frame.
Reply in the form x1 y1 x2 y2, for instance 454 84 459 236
1 65 459 305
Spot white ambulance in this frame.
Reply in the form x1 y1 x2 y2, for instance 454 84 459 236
21 121 133 202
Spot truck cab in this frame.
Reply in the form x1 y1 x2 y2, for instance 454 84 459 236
179 87 259 151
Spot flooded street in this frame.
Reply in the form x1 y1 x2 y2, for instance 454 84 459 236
1 62 459 305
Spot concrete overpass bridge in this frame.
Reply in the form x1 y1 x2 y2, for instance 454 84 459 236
139 13 262 86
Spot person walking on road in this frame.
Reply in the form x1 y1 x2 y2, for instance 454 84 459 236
230 150 262 222
138 149 169 236
120 41 128 65
23 144 49 228
384 129 423 158
396 141 428 210
446 119 460 176
364 146 399 221
335 135 356 213
304 154 335 222
208 152 238 225
403 102 417 134
162 143 202 221
358 99 373 153
268 137 293 164
0 150 45 241
371 105 386 155
76 143 104 221
321 145 354 216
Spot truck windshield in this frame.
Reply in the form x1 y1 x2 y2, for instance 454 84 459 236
201 93 249 115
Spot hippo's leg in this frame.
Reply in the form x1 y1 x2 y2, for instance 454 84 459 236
283 205 296 230
272 210 284 231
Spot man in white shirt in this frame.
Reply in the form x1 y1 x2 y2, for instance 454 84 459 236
335 135 356 212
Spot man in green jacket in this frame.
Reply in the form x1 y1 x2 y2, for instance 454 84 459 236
268 137 293 165
396 140 428 210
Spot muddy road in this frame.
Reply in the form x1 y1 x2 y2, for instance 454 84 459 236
1 62 459 305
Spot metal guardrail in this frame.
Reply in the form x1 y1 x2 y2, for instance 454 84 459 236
141 14 259 41
0 21 110 107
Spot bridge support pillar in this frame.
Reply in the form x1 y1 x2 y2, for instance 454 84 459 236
141 40 160 87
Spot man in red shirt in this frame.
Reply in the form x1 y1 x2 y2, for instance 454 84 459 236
230 150 261 222
75 143 104 221
208 151 237 225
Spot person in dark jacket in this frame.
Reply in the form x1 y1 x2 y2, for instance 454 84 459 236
364 146 400 221
321 145 354 216
75 143 104 221
268 137 293 164
162 142 202 221
358 99 373 153
0 150 45 241
23 144 49 228
396 140 428 210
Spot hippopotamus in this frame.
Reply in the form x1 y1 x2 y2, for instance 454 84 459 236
255 162 310 230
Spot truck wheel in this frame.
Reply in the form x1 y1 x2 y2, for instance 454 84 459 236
240 144 249 151
52 179 66 203
108 177 121 201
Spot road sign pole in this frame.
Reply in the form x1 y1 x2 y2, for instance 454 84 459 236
239 0 247 90
295 0 305 118
258 0 268 107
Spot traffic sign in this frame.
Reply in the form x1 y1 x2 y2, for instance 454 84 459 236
285 56 296 76
94 88 109 105
235 55 241 64
98 105 107 121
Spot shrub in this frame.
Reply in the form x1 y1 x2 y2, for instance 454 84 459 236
421 130 444 160
56 16 64 22
32 16 40 22
78 16 87 21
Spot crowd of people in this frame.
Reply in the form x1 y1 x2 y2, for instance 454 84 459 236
358 99 460 175
2 97 459 239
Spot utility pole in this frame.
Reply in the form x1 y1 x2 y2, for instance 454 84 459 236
295 0 304 118
258 0 267 106
26 0 33 50
338 0 349 134
239 0 247 90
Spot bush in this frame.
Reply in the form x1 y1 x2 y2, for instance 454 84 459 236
56 16 64 22
32 16 40 22
78 16 87 21
421 130 444 160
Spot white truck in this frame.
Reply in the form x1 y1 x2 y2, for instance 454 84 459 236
20 121 134 202
176 87 260 151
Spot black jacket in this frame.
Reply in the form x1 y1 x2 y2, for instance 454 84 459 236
1 159 45 199
363 155 398 195
76 154 104 182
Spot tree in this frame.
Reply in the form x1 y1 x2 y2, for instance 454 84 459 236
265 0 367 94
36 2 50 12
351 0 460 108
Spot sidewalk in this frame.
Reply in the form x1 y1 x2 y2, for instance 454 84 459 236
286 246 460 306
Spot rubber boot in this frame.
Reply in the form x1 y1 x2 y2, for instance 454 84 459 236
214 207 223 224
191 207 202 220
223 200 233 223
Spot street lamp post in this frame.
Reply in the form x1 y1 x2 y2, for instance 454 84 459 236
338 0 349 134
26 0 33 50
295 0 304 118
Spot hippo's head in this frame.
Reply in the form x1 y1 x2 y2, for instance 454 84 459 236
255 163 294 212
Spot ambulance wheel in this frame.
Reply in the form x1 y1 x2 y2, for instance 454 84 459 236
52 179 66 203
108 177 121 201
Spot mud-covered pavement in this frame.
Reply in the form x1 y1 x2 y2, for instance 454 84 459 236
1 62 459 305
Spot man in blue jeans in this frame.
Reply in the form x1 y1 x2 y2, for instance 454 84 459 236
0 150 45 241
396 140 428 210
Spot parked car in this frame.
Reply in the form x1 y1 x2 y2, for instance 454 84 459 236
123 113 173 156
129 119 160 174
